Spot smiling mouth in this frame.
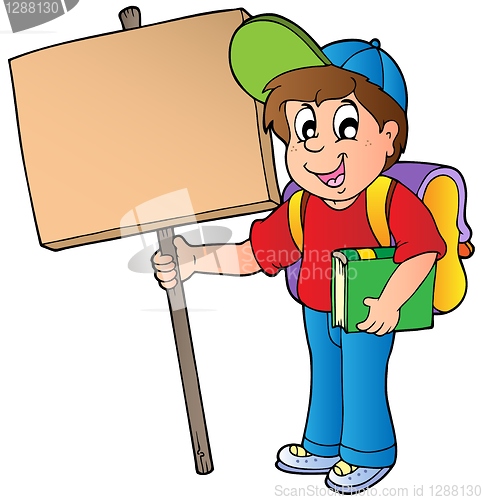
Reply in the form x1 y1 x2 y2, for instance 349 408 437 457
315 157 346 188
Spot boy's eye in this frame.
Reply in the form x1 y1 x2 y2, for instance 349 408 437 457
295 107 317 142
333 103 359 140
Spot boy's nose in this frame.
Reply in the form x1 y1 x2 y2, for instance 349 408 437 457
304 135 325 153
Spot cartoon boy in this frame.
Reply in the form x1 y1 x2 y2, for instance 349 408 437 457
153 15 445 494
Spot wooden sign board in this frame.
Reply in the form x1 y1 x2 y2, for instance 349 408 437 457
10 9 279 250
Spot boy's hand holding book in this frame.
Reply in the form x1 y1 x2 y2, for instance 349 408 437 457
333 249 438 334
356 297 400 336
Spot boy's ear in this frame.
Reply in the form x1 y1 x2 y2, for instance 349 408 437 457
382 121 399 157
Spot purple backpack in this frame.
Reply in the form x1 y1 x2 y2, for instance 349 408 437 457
282 161 474 313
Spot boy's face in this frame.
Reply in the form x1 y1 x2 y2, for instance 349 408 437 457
285 93 398 202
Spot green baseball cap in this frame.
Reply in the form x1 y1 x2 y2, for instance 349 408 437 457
230 14 408 111
229 14 331 103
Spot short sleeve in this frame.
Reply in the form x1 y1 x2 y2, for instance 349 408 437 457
250 201 301 276
389 183 446 263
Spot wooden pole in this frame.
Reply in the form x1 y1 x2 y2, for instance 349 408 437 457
119 6 214 475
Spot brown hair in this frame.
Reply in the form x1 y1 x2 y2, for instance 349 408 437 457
263 65 408 171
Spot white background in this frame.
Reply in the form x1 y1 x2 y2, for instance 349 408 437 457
1 1 481 499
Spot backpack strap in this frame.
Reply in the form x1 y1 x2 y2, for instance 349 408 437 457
288 189 310 252
366 176 398 247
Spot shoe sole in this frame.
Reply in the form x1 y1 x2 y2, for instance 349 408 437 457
275 460 331 475
325 467 391 494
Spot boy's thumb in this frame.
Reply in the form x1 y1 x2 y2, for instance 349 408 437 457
173 235 188 249
363 297 378 307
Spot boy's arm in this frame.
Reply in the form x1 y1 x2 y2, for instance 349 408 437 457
356 251 437 335
152 237 260 289
357 183 446 335
152 200 299 289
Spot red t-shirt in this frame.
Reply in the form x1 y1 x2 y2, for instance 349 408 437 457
250 183 446 312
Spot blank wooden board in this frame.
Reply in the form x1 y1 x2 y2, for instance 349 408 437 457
10 9 279 250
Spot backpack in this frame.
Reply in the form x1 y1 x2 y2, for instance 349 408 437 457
283 161 474 314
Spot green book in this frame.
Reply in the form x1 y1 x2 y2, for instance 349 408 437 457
331 247 435 333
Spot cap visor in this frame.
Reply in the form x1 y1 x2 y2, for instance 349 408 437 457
230 14 331 102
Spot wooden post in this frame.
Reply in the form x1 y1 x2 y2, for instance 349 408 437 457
119 6 214 475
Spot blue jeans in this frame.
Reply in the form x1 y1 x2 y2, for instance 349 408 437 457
301 307 396 467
